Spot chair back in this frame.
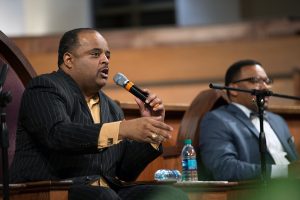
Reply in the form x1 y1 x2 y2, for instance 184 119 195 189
0 31 37 181
177 89 229 148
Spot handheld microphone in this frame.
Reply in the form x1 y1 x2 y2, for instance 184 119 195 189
113 72 148 103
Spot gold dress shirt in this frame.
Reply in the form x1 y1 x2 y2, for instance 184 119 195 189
87 96 121 187
86 96 160 186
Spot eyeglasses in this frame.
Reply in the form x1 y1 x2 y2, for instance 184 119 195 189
232 77 273 85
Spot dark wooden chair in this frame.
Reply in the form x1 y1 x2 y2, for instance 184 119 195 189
0 31 70 200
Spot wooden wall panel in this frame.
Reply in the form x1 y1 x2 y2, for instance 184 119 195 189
13 36 300 82
10 18 300 106
12 36 300 106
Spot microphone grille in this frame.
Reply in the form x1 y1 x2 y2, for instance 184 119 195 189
113 72 128 87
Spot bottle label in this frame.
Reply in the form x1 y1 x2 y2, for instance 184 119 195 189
182 159 197 170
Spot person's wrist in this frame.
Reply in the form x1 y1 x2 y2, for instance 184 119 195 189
118 120 127 140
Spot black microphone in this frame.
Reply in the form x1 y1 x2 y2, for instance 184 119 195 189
113 72 148 103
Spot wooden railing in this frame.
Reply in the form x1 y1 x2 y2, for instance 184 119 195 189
0 180 71 200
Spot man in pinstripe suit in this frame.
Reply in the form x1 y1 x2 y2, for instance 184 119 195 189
10 28 188 200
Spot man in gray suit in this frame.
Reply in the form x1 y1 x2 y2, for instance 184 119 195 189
10 28 188 200
198 59 298 181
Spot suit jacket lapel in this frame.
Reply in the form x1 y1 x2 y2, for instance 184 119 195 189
227 104 297 161
78 97 94 122
99 91 112 124
226 104 277 164
266 113 298 161
58 69 94 122
226 104 260 138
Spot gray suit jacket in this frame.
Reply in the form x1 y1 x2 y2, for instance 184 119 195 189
10 69 161 186
198 104 298 181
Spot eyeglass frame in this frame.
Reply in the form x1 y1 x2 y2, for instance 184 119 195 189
231 77 273 85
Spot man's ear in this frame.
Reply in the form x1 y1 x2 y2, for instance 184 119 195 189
63 52 73 69
228 83 238 97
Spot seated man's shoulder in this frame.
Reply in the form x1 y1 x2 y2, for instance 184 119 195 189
25 71 73 98
29 71 59 85
200 105 232 125
28 70 73 90
205 104 231 117
266 110 285 122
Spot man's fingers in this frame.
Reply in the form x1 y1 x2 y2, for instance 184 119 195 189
149 120 173 140
152 117 173 131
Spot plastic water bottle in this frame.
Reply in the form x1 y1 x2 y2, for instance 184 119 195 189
154 169 181 181
181 139 198 181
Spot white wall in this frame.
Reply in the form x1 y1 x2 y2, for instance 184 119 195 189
175 0 241 26
24 0 92 35
0 0 92 36
0 0 25 36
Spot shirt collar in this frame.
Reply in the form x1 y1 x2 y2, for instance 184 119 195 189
231 102 252 118
87 95 100 107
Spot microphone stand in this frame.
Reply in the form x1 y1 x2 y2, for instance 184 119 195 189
209 83 300 184
0 64 12 200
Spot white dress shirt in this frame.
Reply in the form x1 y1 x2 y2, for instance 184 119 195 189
232 103 289 178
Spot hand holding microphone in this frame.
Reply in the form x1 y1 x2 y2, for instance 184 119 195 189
114 72 172 144
113 72 149 103
113 72 163 117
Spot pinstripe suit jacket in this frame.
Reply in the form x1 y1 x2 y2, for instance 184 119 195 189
10 69 161 185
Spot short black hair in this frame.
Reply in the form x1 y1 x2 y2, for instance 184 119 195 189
57 28 98 66
225 59 262 86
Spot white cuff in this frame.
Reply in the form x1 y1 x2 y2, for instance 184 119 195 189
271 165 288 178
